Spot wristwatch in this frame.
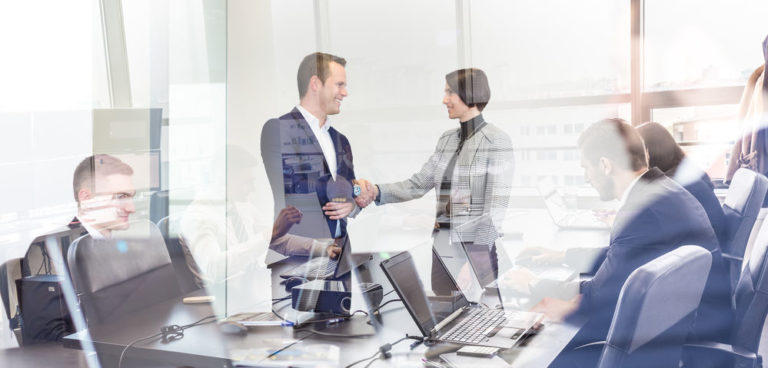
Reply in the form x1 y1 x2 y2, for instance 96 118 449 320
353 184 362 197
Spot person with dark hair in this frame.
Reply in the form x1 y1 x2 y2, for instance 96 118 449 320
355 68 514 286
20 154 137 341
507 118 730 367
636 122 727 247
261 52 359 245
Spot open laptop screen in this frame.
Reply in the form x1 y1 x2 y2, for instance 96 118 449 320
462 243 497 287
380 248 469 336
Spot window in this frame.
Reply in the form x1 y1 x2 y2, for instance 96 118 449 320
644 0 768 91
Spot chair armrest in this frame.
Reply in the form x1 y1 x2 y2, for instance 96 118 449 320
683 341 760 368
722 253 744 263
572 341 606 351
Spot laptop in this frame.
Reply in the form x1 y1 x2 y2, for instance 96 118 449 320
380 248 542 349
279 235 371 279
461 242 576 291
537 178 609 230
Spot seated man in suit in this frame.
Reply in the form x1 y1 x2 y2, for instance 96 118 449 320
25 154 136 276
180 146 343 285
19 154 137 342
505 119 731 366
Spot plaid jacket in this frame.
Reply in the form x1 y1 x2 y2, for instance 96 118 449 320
378 122 514 246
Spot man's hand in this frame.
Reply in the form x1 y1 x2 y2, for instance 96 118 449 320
272 205 302 240
326 244 342 259
592 209 616 227
353 179 378 208
530 295 582 322
516 247 566 267
323 201 355 220
501 268 538 295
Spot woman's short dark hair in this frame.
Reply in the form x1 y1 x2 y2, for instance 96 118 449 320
635 122 686 175
445 68 491 111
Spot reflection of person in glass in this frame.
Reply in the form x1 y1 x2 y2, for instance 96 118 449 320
73 154 137 238
181 146 341 285
356 68 514 288
261 52 360 242
25 154 136 278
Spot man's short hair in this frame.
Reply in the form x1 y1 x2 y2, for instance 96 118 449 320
72 154 134 202
577 118 648 171
297 52 347 98
445 68 491 112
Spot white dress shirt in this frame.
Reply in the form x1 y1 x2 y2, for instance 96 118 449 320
618 170 648 210
296 105 342 237
296 105 337 180
77 216 105 239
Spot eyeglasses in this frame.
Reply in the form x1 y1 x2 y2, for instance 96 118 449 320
111 192 136 201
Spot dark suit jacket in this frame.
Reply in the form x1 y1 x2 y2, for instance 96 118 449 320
570 168 731 343
23 217 87 277
674 169 728 249
261 108 357 238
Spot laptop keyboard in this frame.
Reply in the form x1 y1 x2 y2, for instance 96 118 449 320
292 258 338 278
442 308 507 344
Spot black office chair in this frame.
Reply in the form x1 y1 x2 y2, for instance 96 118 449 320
722 168 768 289
149 189 170 225
157 216 203 294
66 221 181 325
0 257 23 345
683 215 768 368
574 246 712 368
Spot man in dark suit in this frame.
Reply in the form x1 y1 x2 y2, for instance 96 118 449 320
261 52 359 244
24 154 136 276
507 119 731 366
20 154 136 342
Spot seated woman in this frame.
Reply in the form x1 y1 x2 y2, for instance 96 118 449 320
636 122 727 247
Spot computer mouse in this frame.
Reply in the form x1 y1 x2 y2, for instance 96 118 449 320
284 277 308 292
218 320 247 336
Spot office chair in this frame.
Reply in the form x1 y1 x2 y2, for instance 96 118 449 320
149 189 170 225
0 257 23 345
66 221 181 325
722 168 768 289
157 216 203 294
573 246 712 368
683 216 768 368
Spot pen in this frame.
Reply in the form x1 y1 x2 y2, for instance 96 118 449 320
326 318 344 325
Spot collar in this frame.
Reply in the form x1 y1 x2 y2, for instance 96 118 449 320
76 215 106 239
618 169 648 209
460 114 486 141
296 105 331 132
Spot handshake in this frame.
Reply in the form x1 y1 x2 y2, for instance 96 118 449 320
353 179 379 209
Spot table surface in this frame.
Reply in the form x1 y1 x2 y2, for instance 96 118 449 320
57 209 609 367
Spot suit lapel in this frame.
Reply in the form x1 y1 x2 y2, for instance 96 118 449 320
286 108 330 174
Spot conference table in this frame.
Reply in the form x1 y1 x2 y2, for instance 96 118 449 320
61 209 609 367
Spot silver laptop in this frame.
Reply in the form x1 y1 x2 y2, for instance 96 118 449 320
380 247 542 349
537 178 609 230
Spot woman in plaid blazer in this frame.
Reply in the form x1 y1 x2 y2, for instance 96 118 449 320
361 68 514 254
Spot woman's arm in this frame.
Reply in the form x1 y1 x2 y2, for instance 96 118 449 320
376 134 451 204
